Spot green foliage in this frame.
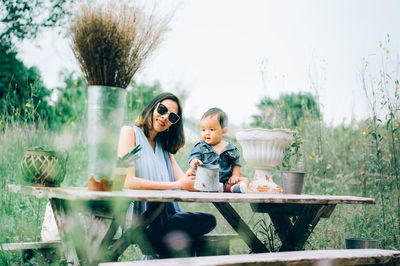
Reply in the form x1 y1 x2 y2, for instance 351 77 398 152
124 80 162 123
0 44 53 124
51 71 87 129
251 92 321 129
281 131 303 171
0 0 73 49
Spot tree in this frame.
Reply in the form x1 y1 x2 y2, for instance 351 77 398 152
52 70 87 128
0 44 53 122
0 0 73 124
1 0 73 50
251 92 321 129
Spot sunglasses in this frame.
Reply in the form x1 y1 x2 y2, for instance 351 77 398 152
156 103 180 124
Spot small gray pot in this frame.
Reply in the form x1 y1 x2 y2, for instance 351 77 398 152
345 238 377 249
194 164 219 192
281 171 305 194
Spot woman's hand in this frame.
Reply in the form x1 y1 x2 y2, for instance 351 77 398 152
177 175 199 191
185 167 196 176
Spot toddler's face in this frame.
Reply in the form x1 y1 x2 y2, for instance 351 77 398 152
200 115 225 146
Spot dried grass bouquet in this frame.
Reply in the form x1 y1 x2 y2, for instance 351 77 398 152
70 1 170 88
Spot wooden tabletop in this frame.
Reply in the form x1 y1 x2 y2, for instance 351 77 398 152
6 184 375 204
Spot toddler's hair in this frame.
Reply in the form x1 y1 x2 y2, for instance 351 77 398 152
201 108 228 128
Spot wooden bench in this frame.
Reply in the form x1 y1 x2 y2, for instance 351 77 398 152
136 233 240 257
1 241 61 263
192 233 239 256
99 249 400 266
0 234 239 262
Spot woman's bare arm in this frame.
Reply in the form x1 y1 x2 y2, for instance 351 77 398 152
117 126 181 190
169 154 186 181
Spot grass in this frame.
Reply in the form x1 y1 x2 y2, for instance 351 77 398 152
1 41 399 264
1 102 399 263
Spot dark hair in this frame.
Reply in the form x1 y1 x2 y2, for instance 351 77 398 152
201 107 228 128
136 92 185 154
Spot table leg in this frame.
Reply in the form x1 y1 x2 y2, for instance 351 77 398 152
269 204 336 251
50 199 123 265
50 199 80 265
109 202 168 260
213 202 268 253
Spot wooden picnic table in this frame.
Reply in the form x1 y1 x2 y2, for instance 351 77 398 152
6 184 375 265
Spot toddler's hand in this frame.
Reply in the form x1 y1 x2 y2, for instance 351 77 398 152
228 175 241 185
189 159 202 169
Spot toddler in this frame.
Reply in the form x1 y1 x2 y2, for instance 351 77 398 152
187 108 248 192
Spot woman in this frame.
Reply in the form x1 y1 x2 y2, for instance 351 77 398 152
117 92 216 258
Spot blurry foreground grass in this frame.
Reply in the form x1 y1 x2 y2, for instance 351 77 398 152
1 104 399 263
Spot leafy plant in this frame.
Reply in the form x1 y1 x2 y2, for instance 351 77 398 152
281 131 303 171
116 145 142 168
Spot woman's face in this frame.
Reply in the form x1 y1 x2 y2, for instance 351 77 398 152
152 99 179 133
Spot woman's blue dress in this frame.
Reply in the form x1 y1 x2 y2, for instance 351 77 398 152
125 125 216 258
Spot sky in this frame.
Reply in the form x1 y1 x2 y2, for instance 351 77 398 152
18 0 400 127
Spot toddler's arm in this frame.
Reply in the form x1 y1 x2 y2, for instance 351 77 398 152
228 165 247 184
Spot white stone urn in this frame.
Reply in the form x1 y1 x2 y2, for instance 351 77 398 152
236 128 293 193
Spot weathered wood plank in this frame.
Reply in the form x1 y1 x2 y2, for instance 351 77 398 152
98 249 400 266
1 241 61 251
6 184 375 204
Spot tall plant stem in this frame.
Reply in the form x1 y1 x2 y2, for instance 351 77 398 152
361 62 387 229
388 109 400 242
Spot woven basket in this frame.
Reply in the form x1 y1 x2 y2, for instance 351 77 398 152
21 148 68 186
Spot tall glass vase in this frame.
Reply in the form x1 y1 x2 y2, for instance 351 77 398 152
87 85 126 191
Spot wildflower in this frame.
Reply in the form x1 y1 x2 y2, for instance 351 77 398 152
363 131 367 136
389 153 392 157
77 166 81 170
25 103 32 108
128 103 132 108
395 137 398 141
73 80 78 86
136 98 143 103
71 121 75 126
59 112 62 115
308 155 313 160
84 100 88 104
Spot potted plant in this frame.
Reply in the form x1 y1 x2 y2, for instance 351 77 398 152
280 131 305 194
112 145 142 191
69 1 170 191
